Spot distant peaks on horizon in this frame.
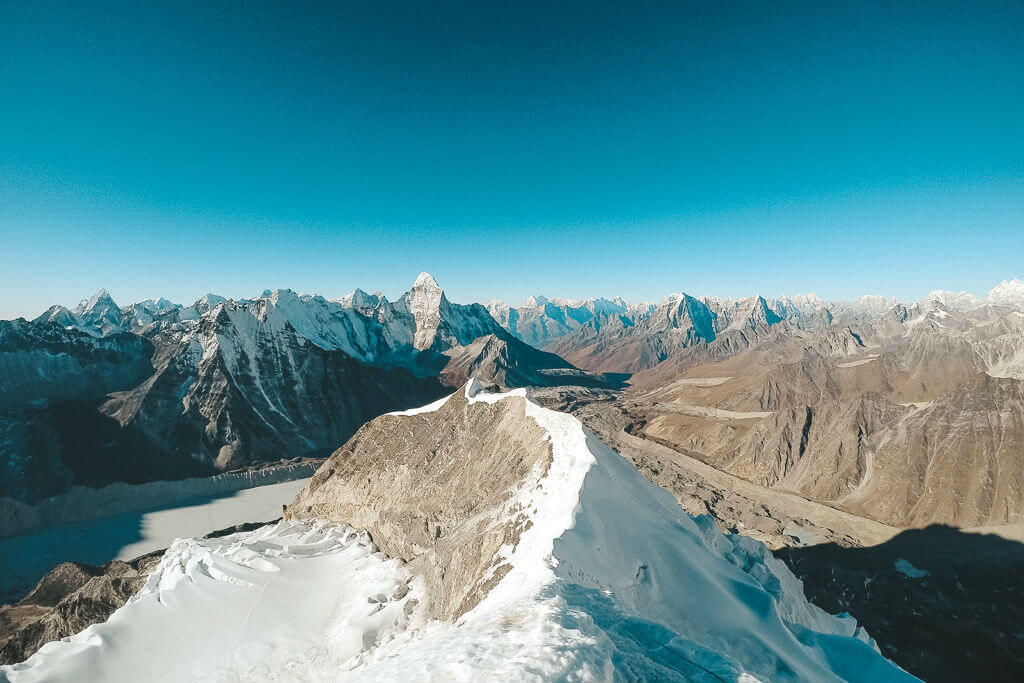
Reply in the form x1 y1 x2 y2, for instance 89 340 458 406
23 274 1024 322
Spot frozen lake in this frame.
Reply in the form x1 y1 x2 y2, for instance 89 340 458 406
0 478 310 604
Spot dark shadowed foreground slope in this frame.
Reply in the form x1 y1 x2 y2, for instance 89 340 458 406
777 525 1024 683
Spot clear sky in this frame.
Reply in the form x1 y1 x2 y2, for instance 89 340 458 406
1 1 1022 318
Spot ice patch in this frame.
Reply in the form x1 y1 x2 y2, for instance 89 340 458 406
894 558 929 579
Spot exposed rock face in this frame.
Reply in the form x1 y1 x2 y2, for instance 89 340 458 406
1 304 446 502
99 303 446 474
619 307 1024 527
0 521 271 666
72 290 124 336
484 295 642 349
494 285 1024 378
484 290 870 373
283 382 915 682
0 320 156 501
437 333 608 390
545 294 798 373
404 272 448 351
2 274 600 501
287 387 553 619
0 321 152 409
0 554 161 665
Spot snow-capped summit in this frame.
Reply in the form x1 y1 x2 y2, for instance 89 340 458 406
920 289 982 312
723 295 784 332
851 295 901 315
196 293 226 307
194 293 227 312
776 292 826 315
394 272 520 356
73 289 124 335
412 271 441 291
337 288 385 313
986 278 1024 309
135 296 177 313
75 289 119 317
76 288 113 310
404 273 447 350
33 305 79 329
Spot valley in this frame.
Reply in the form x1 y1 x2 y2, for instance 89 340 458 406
2 275 1024 681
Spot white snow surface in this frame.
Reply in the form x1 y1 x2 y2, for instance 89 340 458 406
0 478 312 605
987 278 1024 309
920 289 981 312
3 382 918 682
851 295 901 315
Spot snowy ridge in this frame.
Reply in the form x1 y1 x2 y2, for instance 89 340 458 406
3 382 917 682
1 521 420 683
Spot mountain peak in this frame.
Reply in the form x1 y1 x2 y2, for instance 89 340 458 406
987 278 1024 309
75 289 120 315
78 288 116 312
920 289 981 312
339 288 384 311
407 273 448 351
413 272 441 291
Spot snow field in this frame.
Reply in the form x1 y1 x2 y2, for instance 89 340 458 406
2 381 920 682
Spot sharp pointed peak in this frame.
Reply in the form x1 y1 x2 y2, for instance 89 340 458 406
86 288 114 303
413 271 441 290
77 288 118 312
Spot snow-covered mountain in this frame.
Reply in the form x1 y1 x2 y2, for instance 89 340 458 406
987 278 1024 309
486 280 1024 373
5 275 1023 500
919 289 982 312
0 274 598 502
2 382 917 682
483 294 639 349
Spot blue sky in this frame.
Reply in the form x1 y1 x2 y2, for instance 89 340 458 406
1 1 1022 318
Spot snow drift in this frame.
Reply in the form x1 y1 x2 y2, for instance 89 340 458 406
1 381 918 682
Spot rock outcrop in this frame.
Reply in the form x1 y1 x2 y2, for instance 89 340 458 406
287 385 553 619
620 313 1024 527
282 381 916 682
0 521 272 666
0 554 162 666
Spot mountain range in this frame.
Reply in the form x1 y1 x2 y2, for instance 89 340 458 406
3 274 1023 530
3 275 1024 681
0 273 599 502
